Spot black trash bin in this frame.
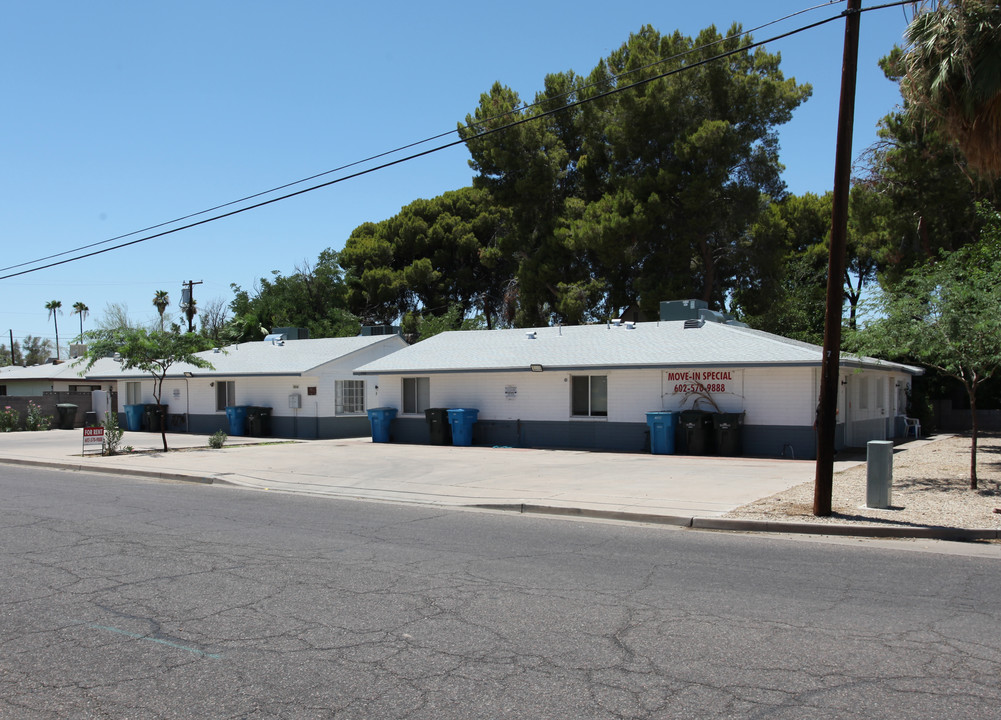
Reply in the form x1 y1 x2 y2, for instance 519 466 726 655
424 408 452 445
678 410 713 455
55 403 78 430
713 412 745 456
247 407 272 437
84 411 98 426
144 404 167 432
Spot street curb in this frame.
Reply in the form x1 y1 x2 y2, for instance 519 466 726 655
0 457 215 485
5 458 998 541
474 503 694 528
475 503 1001 541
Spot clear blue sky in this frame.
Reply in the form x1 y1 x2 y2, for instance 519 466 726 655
1 0 912 356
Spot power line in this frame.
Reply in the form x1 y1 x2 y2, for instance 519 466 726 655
0 1 912 282
0 2 849 277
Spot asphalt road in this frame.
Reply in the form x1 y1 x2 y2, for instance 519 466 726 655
1 466 999 719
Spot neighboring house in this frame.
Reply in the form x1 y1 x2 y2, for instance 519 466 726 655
85 334 408 439
0 360 106 396
0 359 119 427
353 316 922 459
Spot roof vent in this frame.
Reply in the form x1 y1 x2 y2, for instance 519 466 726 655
625 321 635 330
683 318 705 329
526 331 537 340
611 319 621 327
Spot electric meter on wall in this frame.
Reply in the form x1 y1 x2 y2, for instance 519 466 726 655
289 393 301 409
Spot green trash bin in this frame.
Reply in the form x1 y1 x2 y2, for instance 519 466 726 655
144 404 167 432
424 408 452 445
678 410 713 455
55 403 78 430
247 407 272 437
713 412 745 456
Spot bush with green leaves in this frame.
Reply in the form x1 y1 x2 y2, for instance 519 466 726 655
101 412 125 456
0 406 19 432
208 430 227 449
24 402 51 431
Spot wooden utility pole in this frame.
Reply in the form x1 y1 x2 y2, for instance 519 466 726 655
181 280 203 333
814 0 862 516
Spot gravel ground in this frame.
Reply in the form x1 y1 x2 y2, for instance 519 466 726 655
726 432 1001 529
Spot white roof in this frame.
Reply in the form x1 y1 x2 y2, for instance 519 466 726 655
0 359 106 382
85 335 406 380
354 321 923 375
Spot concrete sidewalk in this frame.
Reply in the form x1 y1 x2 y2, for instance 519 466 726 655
0 429 995 541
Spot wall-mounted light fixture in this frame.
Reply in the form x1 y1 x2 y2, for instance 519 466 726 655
841 378 848 386
183 371 193 378
530 364 544 372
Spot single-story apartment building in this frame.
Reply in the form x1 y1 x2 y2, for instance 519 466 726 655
353 317 922 459
86 334 408 439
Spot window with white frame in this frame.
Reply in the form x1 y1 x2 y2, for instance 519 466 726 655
216 381 235 411
858 376 869 410
402 377 430 414
571 375 607 417
335 380 365 415
125 381 142 405
876 377 885 412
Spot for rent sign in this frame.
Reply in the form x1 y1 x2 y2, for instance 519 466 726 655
665 369 742 396
83 426 104 454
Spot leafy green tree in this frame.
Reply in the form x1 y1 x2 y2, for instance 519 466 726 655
229 248 359 341
20 336 52 366
900 0 1001 178
403 303 486 342
859 47 1000 286
849 203 1001 489
0 341 19 366
82 328 214 451
341 187 514 328
460 24 810 324
732 192 831 343
45 300 62 360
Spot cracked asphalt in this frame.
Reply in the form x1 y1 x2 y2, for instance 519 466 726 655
2 465 999 719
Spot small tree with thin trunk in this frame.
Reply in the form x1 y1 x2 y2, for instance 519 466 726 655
83 328 214 452
850 203 1001 489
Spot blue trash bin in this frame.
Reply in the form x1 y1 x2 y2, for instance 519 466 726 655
225 406 249 436
646 411 677 455
124 404 144 432
447 408 479 447
367 407 397 443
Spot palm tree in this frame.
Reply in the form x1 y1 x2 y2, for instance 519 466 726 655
45 300 62 360
72 301 89 341
183 298 198 333
901 1 1001 178
153 290 170 331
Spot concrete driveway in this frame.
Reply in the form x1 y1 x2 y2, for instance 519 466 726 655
0 429 852 519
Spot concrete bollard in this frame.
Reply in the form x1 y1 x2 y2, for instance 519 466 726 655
866 440 894 509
